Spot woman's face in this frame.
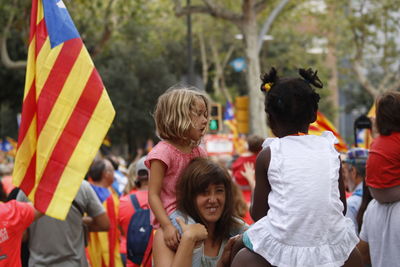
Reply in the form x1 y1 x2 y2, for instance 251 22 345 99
195 183 226 225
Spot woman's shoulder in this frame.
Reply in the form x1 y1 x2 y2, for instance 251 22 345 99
229 217 248 237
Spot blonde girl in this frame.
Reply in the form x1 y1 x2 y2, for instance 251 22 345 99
145 87 209 250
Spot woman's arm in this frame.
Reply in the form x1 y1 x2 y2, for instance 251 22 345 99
357 240 371 265
153 218 207 267
148 159 180 249
250 148 271 222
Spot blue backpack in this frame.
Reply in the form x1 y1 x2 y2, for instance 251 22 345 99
126 194 152 265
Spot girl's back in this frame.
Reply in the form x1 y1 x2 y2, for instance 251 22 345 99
241 68 360 267
265 133 352 245
247 133 358 266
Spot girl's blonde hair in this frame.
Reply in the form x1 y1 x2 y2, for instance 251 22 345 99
154 87 210 144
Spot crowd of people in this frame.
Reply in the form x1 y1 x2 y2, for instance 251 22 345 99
0 69 399 267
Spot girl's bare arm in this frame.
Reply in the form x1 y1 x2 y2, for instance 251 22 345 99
148 159 180 249
250 147 271 222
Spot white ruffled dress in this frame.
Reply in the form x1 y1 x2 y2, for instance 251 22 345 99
245 131 359 267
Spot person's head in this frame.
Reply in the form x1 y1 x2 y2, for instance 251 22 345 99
343 148 369 192
106 154 119 170
375 91 400 136
88 159 114 187
134 156 149 188
176 157 239 241
246 135 264 154
260 67 323 137
154 87 210 146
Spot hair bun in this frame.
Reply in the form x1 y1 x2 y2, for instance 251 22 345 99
260 67 279 92
299 68 323 89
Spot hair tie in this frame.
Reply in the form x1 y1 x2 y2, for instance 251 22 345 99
263 83 273 92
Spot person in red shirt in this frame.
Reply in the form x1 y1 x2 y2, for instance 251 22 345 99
0 184 42 267
118 156 152 267
232 135 264 203
366 91 400 203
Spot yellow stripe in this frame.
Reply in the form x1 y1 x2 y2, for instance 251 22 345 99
35 40 61 98
12 116 37 187
46 90 115 219
37 0 44 25
23 41 36 100
29 49 93 202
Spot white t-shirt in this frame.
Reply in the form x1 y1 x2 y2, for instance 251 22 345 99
359 200 400 267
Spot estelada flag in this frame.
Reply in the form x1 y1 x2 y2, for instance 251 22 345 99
309 111 348 153
12 0 115 220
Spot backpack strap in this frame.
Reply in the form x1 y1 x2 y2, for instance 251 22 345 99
130 194 142 212
72 200 84 216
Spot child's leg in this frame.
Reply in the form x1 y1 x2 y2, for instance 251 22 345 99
229 235 245 263
342 247 363 267
231 248 273 267
230 234 273 267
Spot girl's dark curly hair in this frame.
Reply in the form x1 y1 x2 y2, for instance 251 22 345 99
260 67 323 132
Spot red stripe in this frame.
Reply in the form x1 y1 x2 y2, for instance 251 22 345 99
35 19 48 58
17 83 36 149
315 119 332 132
19 152 37 196
106 195 117 267
36 38 83 134
29 0 38 42
34 69 104 211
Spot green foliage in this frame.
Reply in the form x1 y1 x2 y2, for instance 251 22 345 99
91 0 182 156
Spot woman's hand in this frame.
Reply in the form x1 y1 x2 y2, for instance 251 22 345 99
176 217 207 243
163 223 181 251
217 235 241 267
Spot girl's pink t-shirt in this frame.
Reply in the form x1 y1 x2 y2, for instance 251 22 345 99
145 141 207 227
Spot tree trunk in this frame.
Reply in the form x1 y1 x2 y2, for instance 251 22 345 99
326 43 339 126
241 18 267 136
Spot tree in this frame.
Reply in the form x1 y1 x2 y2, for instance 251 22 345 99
172 0 290 136
339 0 400 99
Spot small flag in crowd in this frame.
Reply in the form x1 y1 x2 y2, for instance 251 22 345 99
223 101 246 154
12 0 115 220
0 138 13 152
309 111 348 152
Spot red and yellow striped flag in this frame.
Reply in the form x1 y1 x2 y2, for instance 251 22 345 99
309 111 348 153
12 0 115 220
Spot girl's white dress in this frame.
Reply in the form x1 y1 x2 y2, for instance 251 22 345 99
245 131 359 267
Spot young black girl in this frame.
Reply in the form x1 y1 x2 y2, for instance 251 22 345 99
231 68 362 267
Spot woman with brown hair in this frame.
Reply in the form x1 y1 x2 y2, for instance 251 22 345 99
152 157 247 267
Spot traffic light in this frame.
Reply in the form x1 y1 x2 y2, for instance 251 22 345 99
209 103 222 133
